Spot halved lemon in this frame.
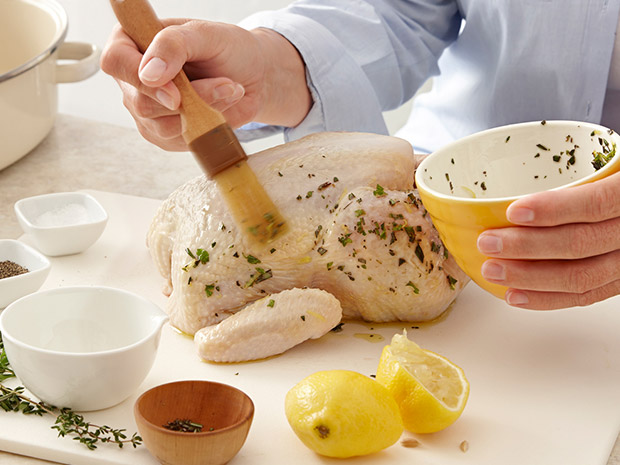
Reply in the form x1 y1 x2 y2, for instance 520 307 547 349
375 331 469 433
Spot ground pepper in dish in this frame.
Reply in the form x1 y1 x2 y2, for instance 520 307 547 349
0 261 29 279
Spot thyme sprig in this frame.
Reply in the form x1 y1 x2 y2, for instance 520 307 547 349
0 336 15 382
0 333 142 450
53 409 142 450
0 385 51 416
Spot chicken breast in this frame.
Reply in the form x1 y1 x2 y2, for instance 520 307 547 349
147 132 469 362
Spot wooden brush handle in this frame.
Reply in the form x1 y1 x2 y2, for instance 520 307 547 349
109 0 226 142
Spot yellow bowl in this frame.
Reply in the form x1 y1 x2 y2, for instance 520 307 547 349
415 120 620 299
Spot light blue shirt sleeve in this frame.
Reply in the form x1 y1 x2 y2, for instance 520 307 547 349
399 0 620 153
237 0 461 143
237 0 620 154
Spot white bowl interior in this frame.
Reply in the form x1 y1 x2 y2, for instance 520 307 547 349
419 122 619 200
16 192 107 229
0 0 66 75
0 239 50 272
1 287 165 353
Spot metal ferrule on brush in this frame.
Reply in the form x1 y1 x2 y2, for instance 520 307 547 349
188 124 248 178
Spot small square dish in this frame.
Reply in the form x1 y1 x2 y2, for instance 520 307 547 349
14 192 108 256
0 239 51 309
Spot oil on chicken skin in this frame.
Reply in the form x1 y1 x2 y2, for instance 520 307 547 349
147 132 469 362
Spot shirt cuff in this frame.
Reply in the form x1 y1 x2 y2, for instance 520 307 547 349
238 10 388 142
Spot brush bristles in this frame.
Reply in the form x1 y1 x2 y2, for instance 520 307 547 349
213 161 287 245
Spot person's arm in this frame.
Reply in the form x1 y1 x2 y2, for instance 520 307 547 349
100 19 311 151
100 1 461 150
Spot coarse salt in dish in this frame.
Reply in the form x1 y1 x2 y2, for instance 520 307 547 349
33 202 91 227
14 192 108 256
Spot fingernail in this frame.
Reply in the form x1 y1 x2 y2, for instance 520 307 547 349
481 261 506 281
477 233 502 254
213 83 245 102
507 206 535 224
140 57 167 83
506 290 529 306
155 88 176 110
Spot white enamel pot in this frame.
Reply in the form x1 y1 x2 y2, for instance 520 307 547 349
0 0 100 170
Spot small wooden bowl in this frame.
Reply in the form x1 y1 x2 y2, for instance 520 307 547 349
134 380 254 465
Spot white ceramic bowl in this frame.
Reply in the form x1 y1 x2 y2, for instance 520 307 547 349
0 239 51 308
15 192 108 256
0 0 99 170
0 286 168 411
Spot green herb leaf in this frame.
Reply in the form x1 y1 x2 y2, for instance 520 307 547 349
244 254 261 264
163 419 203 433
244 268 273 288
338 233 353 247
196 249 209 264
205 284 216 297
406 281 420 294
592 140 616 170
415 244 425 263
373 184 386 197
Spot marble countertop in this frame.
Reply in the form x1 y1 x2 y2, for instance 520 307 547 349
0 114 202 240
1 115 619 464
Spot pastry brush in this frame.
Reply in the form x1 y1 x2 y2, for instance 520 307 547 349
110 0 287 246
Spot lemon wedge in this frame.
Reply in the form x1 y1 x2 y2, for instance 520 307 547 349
375 331 469 433
285 369 404 458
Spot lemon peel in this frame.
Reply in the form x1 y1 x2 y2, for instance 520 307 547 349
285 369 403 458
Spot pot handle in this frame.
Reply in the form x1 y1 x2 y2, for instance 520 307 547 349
55 42 100 83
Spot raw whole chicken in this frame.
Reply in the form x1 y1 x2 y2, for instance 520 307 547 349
147 132 469 362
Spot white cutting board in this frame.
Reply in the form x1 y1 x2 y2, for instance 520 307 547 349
1 190 619 465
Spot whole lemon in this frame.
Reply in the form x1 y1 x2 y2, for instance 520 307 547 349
284 369 404 458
